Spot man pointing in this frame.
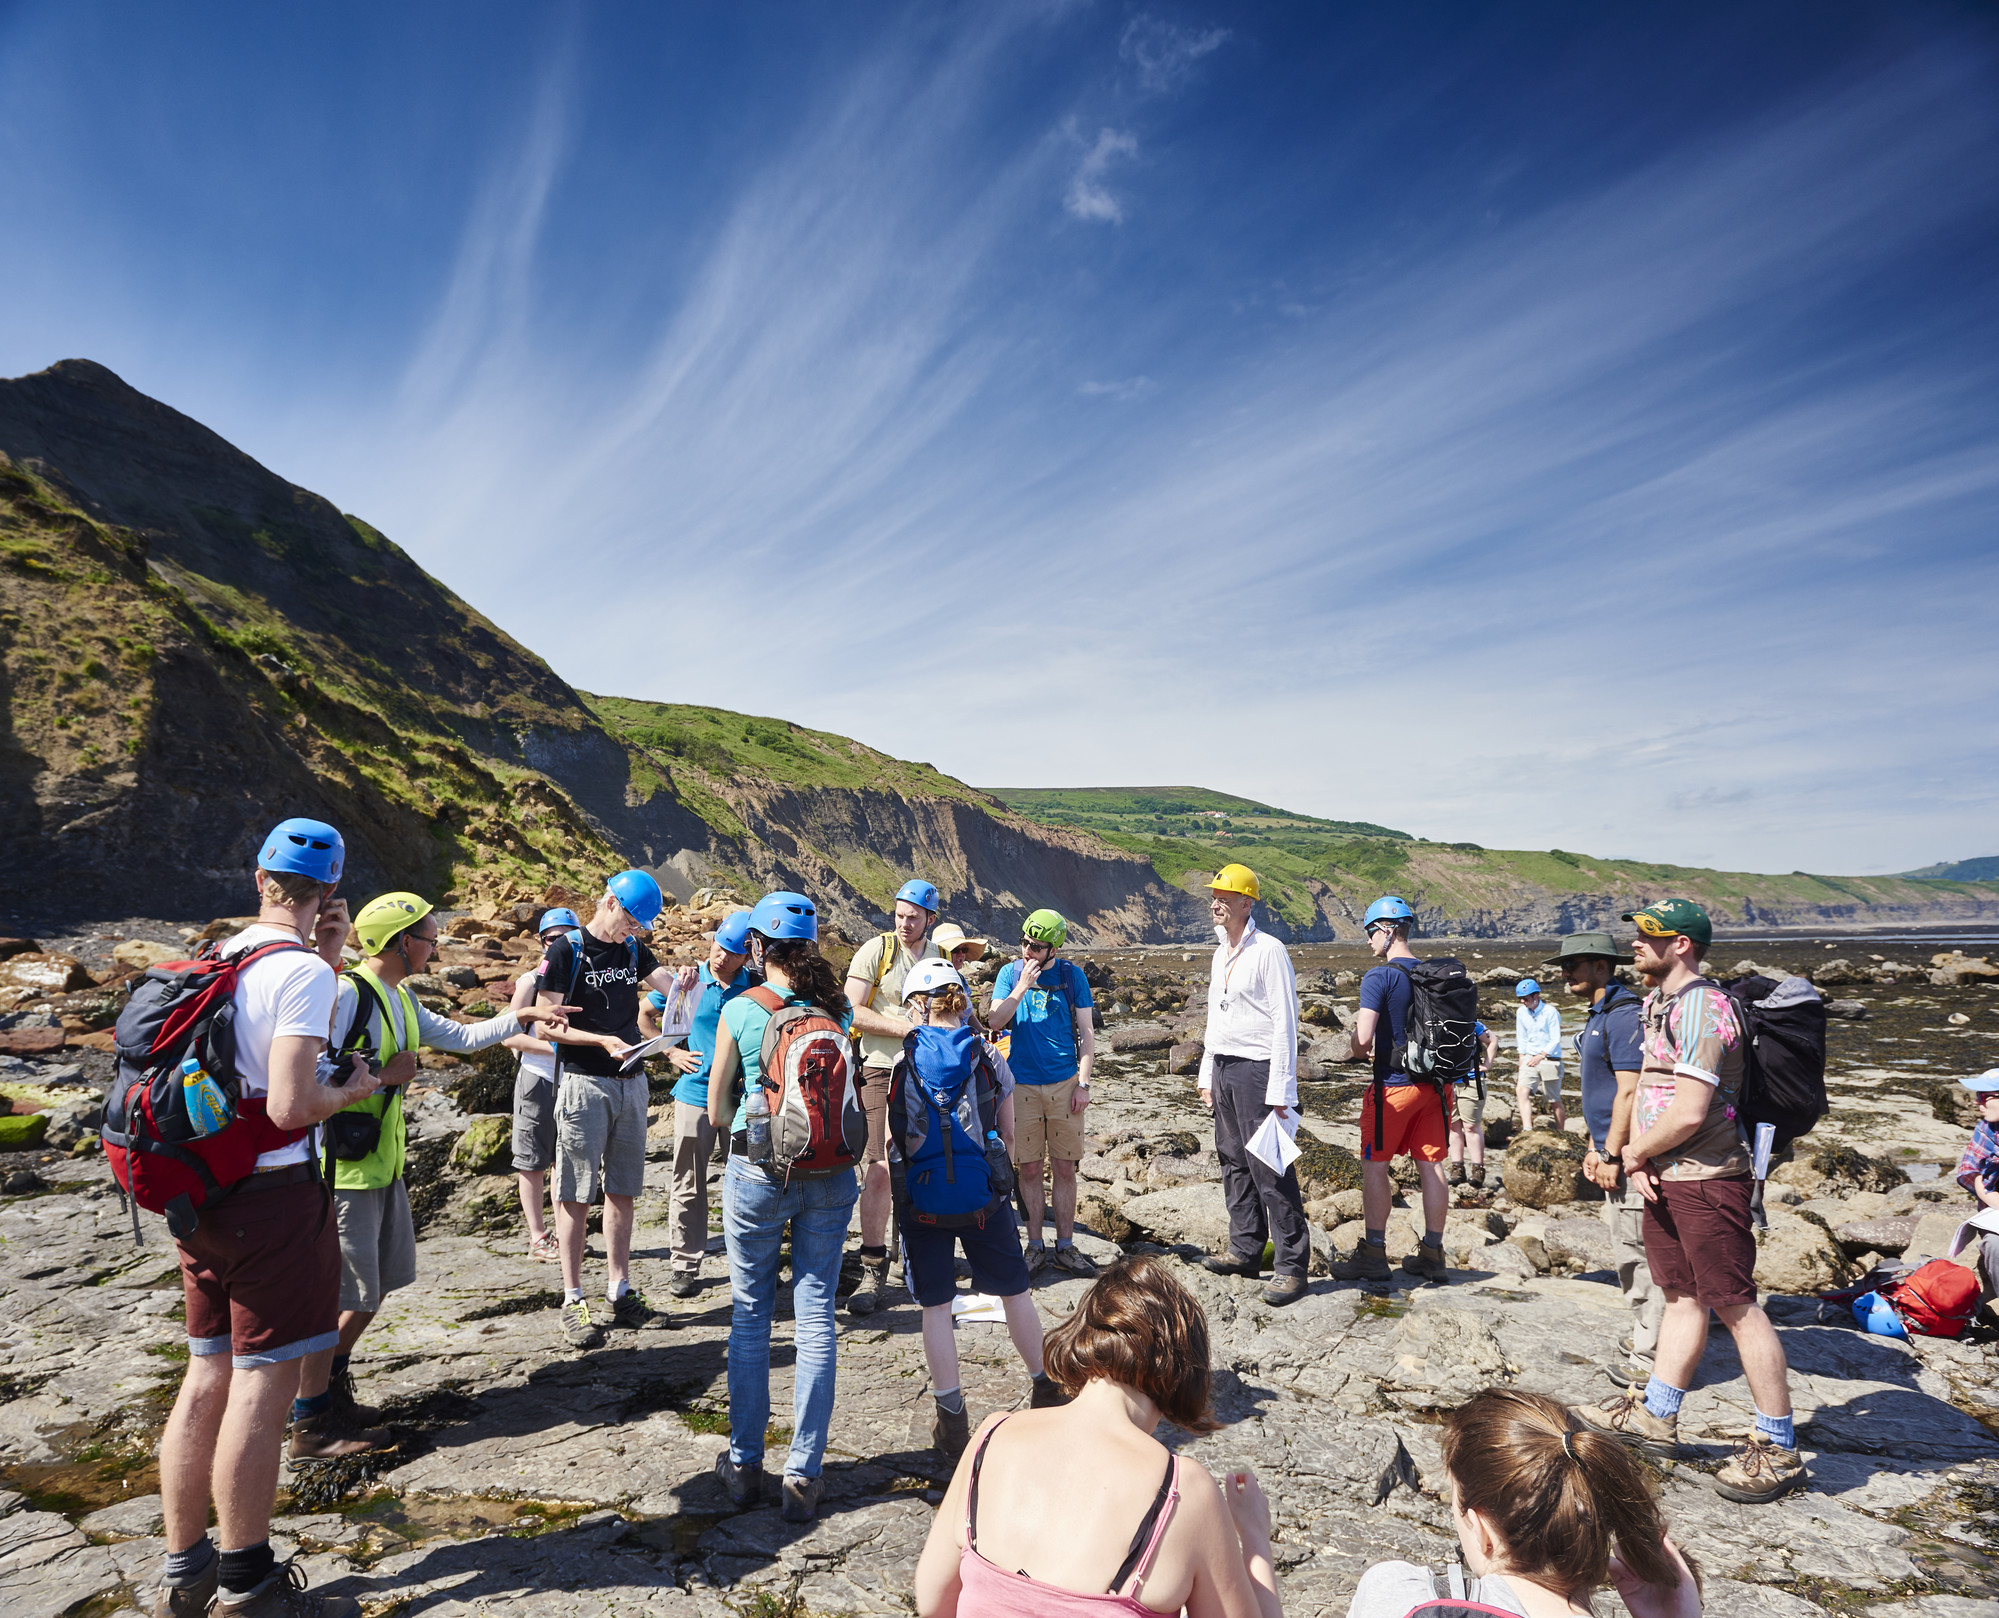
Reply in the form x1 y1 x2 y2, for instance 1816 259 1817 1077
1196 864 1309 1306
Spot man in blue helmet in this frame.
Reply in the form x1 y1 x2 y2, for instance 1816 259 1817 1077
154 818 386 1618
536 870 699 1348
840 877 943 1315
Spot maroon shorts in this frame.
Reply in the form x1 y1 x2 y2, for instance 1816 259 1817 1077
178 1173 340 1368
1643 1175 1757 1309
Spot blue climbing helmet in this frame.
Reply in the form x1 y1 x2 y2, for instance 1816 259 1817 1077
606 869 664 927
714 910 754 955
1515 978 1541 999
896 878 940 912
537 907 580 935
749 891 818 941
258 817 345 884
1362 895 1414 930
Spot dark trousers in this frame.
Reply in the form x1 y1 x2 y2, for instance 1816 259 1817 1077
1210 1054 1309 1278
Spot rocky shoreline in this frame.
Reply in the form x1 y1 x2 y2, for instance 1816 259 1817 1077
1 918 1996 1616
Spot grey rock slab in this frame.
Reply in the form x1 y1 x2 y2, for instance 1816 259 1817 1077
1864 1601 1999 1618
77 1491 163 1538
1117 1182 1232 1251
0 1505 125 1618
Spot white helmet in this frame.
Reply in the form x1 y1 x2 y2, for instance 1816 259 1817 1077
901 959 966 1004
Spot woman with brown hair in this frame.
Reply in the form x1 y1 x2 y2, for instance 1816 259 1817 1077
1345 1388 1701 1618
914 1256 1283 1618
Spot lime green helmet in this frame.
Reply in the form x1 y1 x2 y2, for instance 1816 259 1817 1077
1021 908 1067 948
353 891 433 957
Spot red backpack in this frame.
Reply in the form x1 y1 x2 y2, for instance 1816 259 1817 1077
1886 1258 1982 1338
103 940 318 1242
745 986 864 1178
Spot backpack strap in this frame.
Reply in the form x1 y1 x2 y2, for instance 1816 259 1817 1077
1370 963 1412 1155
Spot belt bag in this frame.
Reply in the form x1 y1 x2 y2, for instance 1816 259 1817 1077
325 1109 382 1161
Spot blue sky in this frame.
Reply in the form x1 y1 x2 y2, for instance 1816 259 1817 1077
3 2 1996 876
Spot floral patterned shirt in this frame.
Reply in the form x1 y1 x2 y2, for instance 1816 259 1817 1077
1635 979 1750 1181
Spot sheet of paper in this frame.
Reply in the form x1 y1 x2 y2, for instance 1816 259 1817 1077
950 1292 1008 1324
1950 1207 1999 1256
618 1033 672 1072
1247 1109 1300 1174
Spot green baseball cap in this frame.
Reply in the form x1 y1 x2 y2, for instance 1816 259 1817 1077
1544 931 1634 966
1621 898 1713 948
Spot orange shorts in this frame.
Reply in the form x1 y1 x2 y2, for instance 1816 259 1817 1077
1359 1082 1450 1163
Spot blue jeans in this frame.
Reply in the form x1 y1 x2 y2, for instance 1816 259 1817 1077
721 1156 859 1479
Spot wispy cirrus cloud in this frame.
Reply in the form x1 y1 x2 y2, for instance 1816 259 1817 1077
1064 125 1138 222
1120 15 1230 94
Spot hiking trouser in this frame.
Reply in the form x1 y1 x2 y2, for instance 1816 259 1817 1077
1209 1054 1309 1279
669 1100 716 1275
1605 1179 1663 1367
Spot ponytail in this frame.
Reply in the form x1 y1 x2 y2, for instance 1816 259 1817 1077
758 938 851 1023
1442 1389 1696 1603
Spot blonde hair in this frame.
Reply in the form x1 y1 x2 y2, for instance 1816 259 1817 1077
258 869 329 907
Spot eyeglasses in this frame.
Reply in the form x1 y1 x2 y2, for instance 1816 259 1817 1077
407 932 439 948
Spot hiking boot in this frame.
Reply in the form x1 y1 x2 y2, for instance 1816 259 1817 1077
845 1258 889 1317
1202 1250 1263 1277
714 1450 764 1510
215 1557 357 1618
1446 1162 1466 1186
287 1410 391 1460
931 1400 972 1460
1051 1244 1098 1277
1262 1274 1308 1307
1618 1333 1635 1357
150 1555 217 1618
781 1473 824 1523
327 1367 381 1426
1331 1243 1391 1282
608 1288 674 1330
1712 1436 1807 1504
560 1298 603 1348
1024 1244 1049 1277
1029 1376 1069 1409
1604 1359 1650 1391
1467 1164 1485 1188
1572 1390 1680 1458
1402 1241 1450 1283
668 1273 701 1299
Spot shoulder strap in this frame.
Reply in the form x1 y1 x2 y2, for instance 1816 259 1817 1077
963 1413 1013 1549
745 985 787 1014
1110 1451 1181 1595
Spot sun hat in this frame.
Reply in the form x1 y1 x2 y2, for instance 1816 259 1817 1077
1544 931 1635 966
931 922 988 960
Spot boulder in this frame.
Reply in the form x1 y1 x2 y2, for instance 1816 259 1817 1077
0 1028 64 1057
1167 1040 1203 1077
441 965 482 990
1753 1212 1853 1294
1929 953 1999 986
1835 1215 1920 1256
1106 1023 1175 1053
1500 1130 1589 1208
1507 1215 1551 1272
1076 1190 1136 1245
1906 1212 1981 1268
110 939 181 972
39 1108 93 1152
1810 958 1857 985
1825 1000 1871 1021
1542 1215 1614 1271
0 1113 48 1150
1771 1141 1908 1197
1293 1134 1364 1198
0 954 94 996
1117 1183 1232 1252
450 1115 513 1175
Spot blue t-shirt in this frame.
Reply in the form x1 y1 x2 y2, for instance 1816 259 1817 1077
992 957 1094 1086
671 963 754 1109
1359 958 1418 1086
1577 984 1644 1151
719 990 854 1133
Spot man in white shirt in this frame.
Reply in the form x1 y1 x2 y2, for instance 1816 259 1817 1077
154 819 385 1618
1513 979 1568 1134
1195 864 1309 1306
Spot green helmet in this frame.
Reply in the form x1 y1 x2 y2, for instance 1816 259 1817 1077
1021 908 1067 948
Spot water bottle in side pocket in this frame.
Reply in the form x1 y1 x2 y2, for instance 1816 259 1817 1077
984 1129 1013 1196
180 1057 232 1137
745 1082 772 1161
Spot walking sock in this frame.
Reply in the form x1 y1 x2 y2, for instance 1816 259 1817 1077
1055 1237 1074 1250
1364 1228 1386 1249
565 1287 584 1305
1026 1239 1045 1252
1423 1229 1445 1247
606 1277 630 1303
1642 1377 1687 1422
331 1353 351 1379
933 1386 965 1415
291 1389 332 1423
217 1542 276 1597
164 1538 214 1586
1753 1408 1795 1449
860 1244 887 1263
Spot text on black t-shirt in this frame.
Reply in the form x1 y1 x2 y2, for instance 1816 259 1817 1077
541 930 659 1076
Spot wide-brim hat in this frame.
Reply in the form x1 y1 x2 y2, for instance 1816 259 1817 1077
1544 931 1635 966
931 922 988 960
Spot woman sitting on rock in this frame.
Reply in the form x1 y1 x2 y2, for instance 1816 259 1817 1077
914 1255 1283 1617
1345 1388 1701 1618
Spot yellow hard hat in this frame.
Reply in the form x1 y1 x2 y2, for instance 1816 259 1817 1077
353 891 433 956
1207 863 1260 900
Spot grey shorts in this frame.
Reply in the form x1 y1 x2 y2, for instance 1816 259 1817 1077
335 1179 417 1313
554 1071 648 1204
513 1060 557 1173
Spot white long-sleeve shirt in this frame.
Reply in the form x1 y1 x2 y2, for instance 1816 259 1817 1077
1515 1000 1565 1070
1196 919 1300 1108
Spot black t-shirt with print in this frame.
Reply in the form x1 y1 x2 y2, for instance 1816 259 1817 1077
541 930 659 1076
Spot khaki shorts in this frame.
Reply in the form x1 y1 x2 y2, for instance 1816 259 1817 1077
335 1179 418 1313
1518 1057 1562 1101
1013 1077 1085 1165
861 1063 894 1169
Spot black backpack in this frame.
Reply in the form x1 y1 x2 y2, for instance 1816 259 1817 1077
1373 957 1479 1152
1717 974 1827 1154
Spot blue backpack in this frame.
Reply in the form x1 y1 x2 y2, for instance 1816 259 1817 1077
887 1027 1011 1225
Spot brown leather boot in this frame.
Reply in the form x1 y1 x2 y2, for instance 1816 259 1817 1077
287 1409 391 1460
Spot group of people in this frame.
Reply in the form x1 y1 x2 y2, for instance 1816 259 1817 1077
146 817 1891 1618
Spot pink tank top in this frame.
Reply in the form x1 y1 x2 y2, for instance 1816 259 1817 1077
957 1414 1184 1616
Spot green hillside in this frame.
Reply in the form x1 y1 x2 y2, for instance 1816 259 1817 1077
1902 856 1999 882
